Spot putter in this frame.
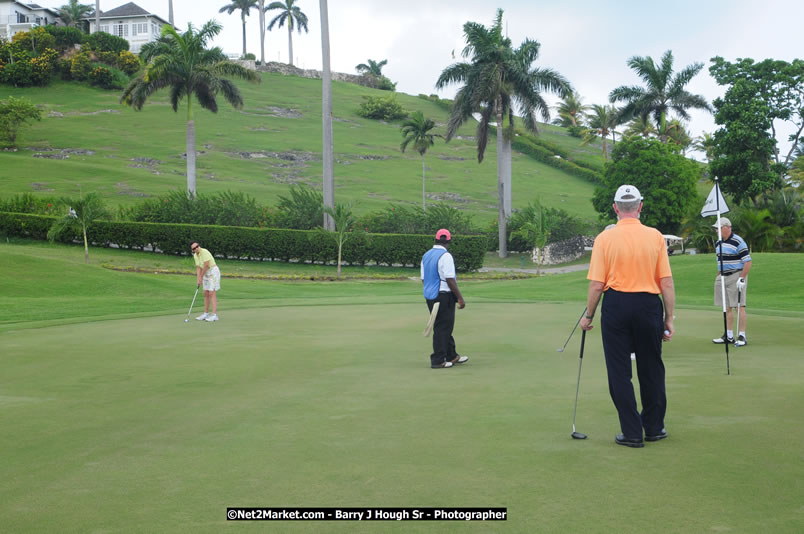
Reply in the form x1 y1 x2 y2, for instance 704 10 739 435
184 284 200 323
423 301 440 337
558 307 587 352
571 329 588 440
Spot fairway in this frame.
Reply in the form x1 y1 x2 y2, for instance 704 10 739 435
2 295 803 532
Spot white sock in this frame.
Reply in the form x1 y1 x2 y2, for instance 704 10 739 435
739 331 746 339
727 330 734 338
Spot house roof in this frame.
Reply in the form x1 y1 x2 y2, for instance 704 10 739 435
101 2 149 18
80 2 170 26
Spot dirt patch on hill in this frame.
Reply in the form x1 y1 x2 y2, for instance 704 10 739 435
115 182 148 197
426 192 469 203
31 182 54 192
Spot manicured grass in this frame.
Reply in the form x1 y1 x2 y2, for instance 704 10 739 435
1 77 599 225
2 243 803 532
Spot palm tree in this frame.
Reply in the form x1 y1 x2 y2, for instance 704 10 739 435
219 0 259 58
257 0 265 64
355 59 387 77
623 114 657 139
58 0 93 28
319 0 333 230
581 104 621 160
322 203 356 279
551 91 588 129
47 192 108 264
266 0 308 66
609 50 711 142
94 0 98 34
436 8 571 257
120 21 260 196
661 118 692 154
400 111 443 212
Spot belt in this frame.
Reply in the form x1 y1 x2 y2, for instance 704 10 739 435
720 271 739 277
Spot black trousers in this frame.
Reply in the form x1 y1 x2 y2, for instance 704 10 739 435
426 292 458 366
601 289 667 439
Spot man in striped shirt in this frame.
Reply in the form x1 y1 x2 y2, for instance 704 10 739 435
712 217 752 346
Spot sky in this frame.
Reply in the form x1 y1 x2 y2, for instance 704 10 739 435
47 0 804 158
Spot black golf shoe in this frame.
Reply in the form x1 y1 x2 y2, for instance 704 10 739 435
615 434 645 448
645 429 668 442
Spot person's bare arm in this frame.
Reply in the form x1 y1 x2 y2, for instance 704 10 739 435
660 276 675 340
580 280 605 330
446 278 464 309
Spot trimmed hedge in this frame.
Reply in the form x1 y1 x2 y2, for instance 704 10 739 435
0 213 487 271
511 135 604 185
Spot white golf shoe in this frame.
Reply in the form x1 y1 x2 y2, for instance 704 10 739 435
196 313 209 321
205 314 219 322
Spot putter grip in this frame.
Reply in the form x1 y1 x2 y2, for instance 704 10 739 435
579 329 586 359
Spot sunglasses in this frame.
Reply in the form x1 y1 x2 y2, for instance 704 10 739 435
191 246 199 251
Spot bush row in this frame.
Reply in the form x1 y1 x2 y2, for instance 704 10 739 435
511 134 604 185
0 212 487 271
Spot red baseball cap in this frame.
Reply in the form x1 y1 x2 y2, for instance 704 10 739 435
435 229 451 241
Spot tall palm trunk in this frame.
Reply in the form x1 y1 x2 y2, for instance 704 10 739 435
169 0 174 26
186 99 196 195
94 0 99 33
496 97 507 258
287 22 294 65
502 136 512 217
241 13 247 57
258 0 265 64
602 135 608 161
320 0 334 229
421 154 426 212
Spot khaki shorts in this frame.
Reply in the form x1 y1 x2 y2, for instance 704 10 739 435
203 265 221 292
714 274 746 308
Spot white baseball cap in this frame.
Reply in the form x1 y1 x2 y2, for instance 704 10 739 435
712 217 731 228
614 185 643 202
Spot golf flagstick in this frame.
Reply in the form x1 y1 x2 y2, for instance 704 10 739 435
423 301 440 337
734 286 741 346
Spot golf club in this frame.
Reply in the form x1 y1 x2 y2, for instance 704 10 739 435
184 284 200 323
558 307 587 352
571 329 588 440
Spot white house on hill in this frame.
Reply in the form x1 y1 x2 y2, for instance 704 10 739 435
83 2 170 53
0 0 62 39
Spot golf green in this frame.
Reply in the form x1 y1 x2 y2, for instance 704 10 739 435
2 300 802 533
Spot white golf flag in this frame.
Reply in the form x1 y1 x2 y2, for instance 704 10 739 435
701 184 730 217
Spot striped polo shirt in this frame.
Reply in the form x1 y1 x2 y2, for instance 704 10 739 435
715 234 751 274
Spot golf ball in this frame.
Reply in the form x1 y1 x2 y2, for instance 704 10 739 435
184 319 189 323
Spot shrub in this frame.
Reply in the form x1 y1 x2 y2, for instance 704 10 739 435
356 204 478 236
29 47 58 85
0 193 59 214
1 59 35 87
95 50 118 66
70 51 92 80
356 95 407 121
56 58 73 80
275 185 324 229
242 52 256 60
88 65 115 89
117 50 141 75
119 190 276 228
85 31 129 53
12 28 56 55
44 25 85 51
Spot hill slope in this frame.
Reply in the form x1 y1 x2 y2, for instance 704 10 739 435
1 75 603 224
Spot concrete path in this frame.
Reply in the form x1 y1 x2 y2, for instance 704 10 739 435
479 263 589 275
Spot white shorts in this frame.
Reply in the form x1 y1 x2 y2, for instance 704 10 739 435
203 266 221 292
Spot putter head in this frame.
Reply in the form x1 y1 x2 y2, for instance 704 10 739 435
184 319 189 323
557 348 564 352
571 431 587 440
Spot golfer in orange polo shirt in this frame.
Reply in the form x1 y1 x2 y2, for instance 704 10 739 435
580 185 676 448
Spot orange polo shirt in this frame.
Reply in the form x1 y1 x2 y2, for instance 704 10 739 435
587 218 672 294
